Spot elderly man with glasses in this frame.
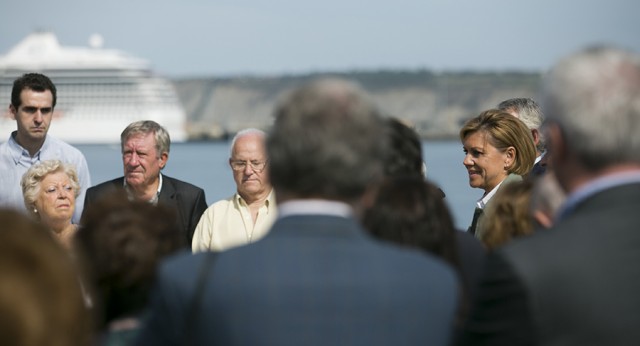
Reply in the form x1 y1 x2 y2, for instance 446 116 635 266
192 128 276 252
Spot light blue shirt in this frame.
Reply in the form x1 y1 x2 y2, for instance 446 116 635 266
0 132 92 223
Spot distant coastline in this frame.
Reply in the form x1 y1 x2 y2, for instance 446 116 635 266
172 69 542 140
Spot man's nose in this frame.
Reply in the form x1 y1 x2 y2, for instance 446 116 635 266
128 153 140 165
33 111 43 123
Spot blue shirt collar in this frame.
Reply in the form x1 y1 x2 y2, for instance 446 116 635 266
7 131 50 166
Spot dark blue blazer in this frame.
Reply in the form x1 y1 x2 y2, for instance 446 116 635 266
459 182 640 345
137 214 459 346
83 175 207 245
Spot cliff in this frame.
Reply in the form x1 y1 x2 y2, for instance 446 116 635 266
171 70 542 140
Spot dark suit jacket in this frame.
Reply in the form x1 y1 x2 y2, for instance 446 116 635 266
459 182 640 346
83 175 207 245
137 214 460 346
455 230 486 303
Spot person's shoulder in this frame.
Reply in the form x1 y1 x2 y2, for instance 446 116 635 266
456 228 484 249
163 175 205 192
46 135 82 152
498 225 568 282
45 135 88 160
0 140 10 157
503 173 523 185
212 194 236 206
199 195 234 215
87 177 124 192
455 229 487 262
158 249 209 280
371 239 458 283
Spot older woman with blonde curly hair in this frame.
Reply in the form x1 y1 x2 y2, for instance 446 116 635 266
21 159 80 250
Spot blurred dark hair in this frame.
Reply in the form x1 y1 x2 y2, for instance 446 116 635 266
268 78 386 201
0 208 90 346
383 117 424 178
362 176 459 268
75 191 183 329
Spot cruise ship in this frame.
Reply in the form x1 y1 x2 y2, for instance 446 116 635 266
0 32 187 143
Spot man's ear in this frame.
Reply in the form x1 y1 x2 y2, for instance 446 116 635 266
533 210 554 229
360 182 379 211
546 123 566 164
9 105 17 120
531 128 540 147
354 181 381 221
159 152 169 169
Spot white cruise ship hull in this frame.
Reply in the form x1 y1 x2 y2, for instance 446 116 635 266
0 32 187 144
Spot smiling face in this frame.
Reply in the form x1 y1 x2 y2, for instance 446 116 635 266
229 132 271 202
35 171 76 225
11 88 53 147
122 132 167 189
462 130 514 193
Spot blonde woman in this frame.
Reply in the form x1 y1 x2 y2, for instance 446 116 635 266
21 159 80 250
460 109 536 235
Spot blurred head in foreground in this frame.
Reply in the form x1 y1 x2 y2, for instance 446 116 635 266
268 78 386 211
0 208 90 346
76 191 183 331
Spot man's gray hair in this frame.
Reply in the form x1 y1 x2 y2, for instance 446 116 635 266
543 45 640 170
267 78 386 201
498 97 545 152
120 120 171 159
229 128 266 157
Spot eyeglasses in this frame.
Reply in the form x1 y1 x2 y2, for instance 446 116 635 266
230 160 268 172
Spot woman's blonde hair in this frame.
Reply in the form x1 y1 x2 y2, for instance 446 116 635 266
478 179 536 250
460 109 536 175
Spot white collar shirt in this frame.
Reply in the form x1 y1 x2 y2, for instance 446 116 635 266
192 189 277 252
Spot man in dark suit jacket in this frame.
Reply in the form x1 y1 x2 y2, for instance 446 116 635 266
83 120 207 245
136 79 460 346
459 46 640 345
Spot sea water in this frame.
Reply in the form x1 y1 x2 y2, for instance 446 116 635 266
76 140 478 230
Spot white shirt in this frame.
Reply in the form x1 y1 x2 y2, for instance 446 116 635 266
192 189 277 252
476 180 505 210
277 199 353 218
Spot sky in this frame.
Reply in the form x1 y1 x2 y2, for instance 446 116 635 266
1 0 638 78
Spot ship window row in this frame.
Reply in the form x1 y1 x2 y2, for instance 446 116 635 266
46 107 182 121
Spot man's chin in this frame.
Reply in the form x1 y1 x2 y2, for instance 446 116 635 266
28 131 47 139
239 186 262 196
125 176 143 187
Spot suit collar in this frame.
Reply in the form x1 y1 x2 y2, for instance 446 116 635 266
158 175 177 203
122 174 164 204
277 199 353 219
558 172 640 221
478 173 522 209
270 214 367 240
